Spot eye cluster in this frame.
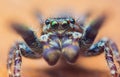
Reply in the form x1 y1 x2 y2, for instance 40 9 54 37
45 18 75 29
45 19 59 29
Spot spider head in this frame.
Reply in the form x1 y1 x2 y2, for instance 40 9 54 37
43 17 76 34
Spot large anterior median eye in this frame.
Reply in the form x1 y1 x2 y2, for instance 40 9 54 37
51 21 58 29
62 20 69 28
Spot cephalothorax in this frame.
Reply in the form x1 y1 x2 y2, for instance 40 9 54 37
7 12 120 77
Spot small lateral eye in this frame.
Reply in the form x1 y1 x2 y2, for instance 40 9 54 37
70 18 75 24
51 21 58 28
45 19 50 25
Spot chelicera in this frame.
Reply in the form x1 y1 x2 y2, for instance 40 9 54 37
7 12 120 77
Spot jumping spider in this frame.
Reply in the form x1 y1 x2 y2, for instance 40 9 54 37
7 12 120 77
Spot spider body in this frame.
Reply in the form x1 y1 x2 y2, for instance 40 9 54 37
7 12 120 77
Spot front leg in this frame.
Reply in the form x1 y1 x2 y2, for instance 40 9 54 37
7 43 22 77
8 23 44 77
82 14 106 44
7 42 42 77
11 23 43 54
84 38 120 77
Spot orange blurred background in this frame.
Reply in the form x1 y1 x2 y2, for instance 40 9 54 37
0 0 120 77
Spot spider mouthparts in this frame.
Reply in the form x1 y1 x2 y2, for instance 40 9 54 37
43 48 61 65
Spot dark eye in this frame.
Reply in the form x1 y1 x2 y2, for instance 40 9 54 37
51 21 58 28
45 19 50 25
62 21 69 28
70 18 75 24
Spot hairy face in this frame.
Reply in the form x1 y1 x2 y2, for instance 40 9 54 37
43 17 76 33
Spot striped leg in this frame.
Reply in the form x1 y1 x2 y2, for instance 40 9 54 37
14 49 22 77
7 45 16 77
7 43 22 77
85 38 120 77
7 23 43 77
7 42 42 77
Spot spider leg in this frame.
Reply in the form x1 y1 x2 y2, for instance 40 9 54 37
7 43 22 77
7 45 16 77
84 38 120 77
7 41 42 77
82 14 106 45
8 23 43 77
11 23 43 54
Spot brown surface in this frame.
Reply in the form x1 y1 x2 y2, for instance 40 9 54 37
0 0 120 77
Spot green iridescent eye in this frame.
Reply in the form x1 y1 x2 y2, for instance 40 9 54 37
51 21 58 28
62 20 69 28
62 21 68 24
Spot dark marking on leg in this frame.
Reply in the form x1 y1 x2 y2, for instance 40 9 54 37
84 38 120 77
82 15 106 44
7 42 42 77
11 23 43 54
7 43 22 77
105 46 118 77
